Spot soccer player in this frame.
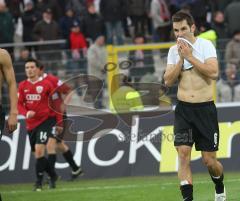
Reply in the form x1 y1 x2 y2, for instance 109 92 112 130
0 49 18 201
164 11 226 201
40 66 83 180
0 49 18 138
18 58 58 191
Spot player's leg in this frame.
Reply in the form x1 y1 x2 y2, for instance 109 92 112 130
202 151 226 200
57 140 83 179
176 146 193 201
28 130 46 191
193 101 226 200
45 118 59 188
174 102 195 201
34 143 47 191
46 136 58 187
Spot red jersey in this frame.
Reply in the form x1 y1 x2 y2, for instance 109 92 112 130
43 73 71 126
18 77 54 131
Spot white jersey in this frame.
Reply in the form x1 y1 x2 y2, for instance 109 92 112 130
167 37 217 70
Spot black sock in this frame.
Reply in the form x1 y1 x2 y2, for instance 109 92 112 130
63 150 79 171
211 174 224 194
180 184 193 201
36 157 47 184
48 154 57 178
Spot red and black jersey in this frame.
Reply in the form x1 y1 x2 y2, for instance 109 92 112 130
43 73 71 95
18 77 54 131
43 73 72 126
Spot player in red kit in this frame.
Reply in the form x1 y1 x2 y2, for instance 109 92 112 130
40 66 83 180
18 59 58 191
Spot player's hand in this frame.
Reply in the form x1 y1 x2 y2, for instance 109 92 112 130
7 113 18 134
177 40 184 60
177 40 193 60
26 111 36 119
55 126 63 135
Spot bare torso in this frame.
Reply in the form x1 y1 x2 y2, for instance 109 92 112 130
178 68 213 102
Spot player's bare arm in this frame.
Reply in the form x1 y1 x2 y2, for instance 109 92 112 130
0 49 18 133
164 40 187 87
179 40 219 79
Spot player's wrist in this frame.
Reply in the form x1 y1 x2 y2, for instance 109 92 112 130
9 111 18 116
186 54 194 61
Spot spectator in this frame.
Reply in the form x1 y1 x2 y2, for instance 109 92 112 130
217 63 240 102
100 0 127 45
128 35 154 81
66 0 87 19
150 0 171 42
127 0 149 36
0 2 14 56
68 21 87 74
212 11 227 42
87 35 107 108
211 0 232 12
33 8 61 72
5 0 24 23
225 0 240 37
59 7 79 47
34 0 62 21
198 23 217 46
22 1 41 47
189 0 210 28
14 48 31 83
69 21 87 57
225 30 240 66
81 3 105 43
211 11 228 70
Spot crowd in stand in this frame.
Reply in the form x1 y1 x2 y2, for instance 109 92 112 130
1 0 240 102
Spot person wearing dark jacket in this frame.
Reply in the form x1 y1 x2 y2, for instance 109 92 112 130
81 3 105 42
33 8 61 72
100 0 127 44
127 0 149 36
22 2 41 43
59 7 79 48
224 0 240 37
0 2 14 56
211 11 228 70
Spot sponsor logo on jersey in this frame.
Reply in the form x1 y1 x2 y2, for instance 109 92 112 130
26 94 41 101
36 86 43 94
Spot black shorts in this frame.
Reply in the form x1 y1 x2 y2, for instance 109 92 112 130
0 106 5 140
28 117 56 152
174 101 219 151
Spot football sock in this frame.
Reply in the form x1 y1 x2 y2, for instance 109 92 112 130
36 157 47 184
211 174 224 194
48 154 57 178
180 180 193 201
63 150 79 171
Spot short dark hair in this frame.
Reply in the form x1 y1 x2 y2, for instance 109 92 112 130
172 11 195 27
25 58 41 68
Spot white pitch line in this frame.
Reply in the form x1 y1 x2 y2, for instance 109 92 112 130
2 178 239 194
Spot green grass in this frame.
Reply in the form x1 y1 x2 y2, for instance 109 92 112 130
1 172 239 201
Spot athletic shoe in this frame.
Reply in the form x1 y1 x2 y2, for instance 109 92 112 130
33 182 42 192
48 174 59 189
215 187 226 201
71 167 84 180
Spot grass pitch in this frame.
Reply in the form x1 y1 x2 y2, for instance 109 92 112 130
1 172 239 201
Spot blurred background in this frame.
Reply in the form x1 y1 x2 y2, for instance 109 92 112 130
1 0 240 110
